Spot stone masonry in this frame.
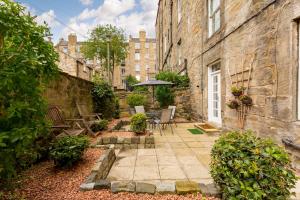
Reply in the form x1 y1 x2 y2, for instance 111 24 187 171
156 0 300 148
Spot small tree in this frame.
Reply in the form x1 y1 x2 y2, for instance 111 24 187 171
0 0 59 179
81 25 127 85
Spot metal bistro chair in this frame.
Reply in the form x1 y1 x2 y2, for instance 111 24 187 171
168 105 177 127
135 106 146 114
153 108 174 136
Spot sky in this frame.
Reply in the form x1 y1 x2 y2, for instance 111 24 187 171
17 0 159 44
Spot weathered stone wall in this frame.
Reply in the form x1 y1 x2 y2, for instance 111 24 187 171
44 72 94 118
173 88 192 119
156 0 300 145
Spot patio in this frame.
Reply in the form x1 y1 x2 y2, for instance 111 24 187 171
107 123 219 184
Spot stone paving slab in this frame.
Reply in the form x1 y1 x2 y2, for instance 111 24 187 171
107 123 215 184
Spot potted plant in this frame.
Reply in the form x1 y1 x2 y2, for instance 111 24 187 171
226 100 240 110
239 95 253 106
130 113 147 134
231 86 244 97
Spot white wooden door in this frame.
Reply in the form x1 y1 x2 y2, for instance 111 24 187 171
208 63 222 125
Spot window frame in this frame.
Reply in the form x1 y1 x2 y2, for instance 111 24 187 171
208 0 221 37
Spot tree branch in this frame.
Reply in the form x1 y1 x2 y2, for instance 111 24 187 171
0 33 3 50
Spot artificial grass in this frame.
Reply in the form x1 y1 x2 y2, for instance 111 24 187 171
188 128 204 135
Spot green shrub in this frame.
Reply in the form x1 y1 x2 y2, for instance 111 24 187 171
126 93 146 108
92 77 116 119
130 113 147 134
155 86 174 108
156 71 189 88
210 131 297 200
125 75 139 91
50 136 89 168
114 97 120 119
0 1 59 179
91 119 109 132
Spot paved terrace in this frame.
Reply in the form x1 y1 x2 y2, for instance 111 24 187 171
107 123 219 184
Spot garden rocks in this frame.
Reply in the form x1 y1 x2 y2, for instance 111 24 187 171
156 182 176 194
111 181 136 193
136 182 156 194
175 181 200 195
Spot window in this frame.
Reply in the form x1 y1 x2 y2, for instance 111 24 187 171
63 47 68 54
208 0 221 37
76 45 80 53
121 68 125 75
145 53 150 59
135 53 140 60
177 0 182 23
146 64 150 70
135 64 141 72
135 42 140 49
136 74 141 81
145 43 149 49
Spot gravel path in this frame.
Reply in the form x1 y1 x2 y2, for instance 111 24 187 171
11 148 219 200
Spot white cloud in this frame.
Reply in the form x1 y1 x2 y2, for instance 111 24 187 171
35 10 60 29
60 0 159 41
80 0 93 6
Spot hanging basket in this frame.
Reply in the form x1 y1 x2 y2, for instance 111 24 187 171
231 86 244 97
239 95 253 106
227 100 240 110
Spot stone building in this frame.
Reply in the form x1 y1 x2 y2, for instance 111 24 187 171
156 0 300 145
55 34 102 81
114 30 157 89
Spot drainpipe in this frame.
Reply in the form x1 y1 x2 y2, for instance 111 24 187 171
200 17 205 123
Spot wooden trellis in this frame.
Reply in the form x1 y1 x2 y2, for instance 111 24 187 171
228 53 256 129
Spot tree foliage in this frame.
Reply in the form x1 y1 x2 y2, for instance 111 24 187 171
91 76 116 119
81 24 127 84
0 0 59 179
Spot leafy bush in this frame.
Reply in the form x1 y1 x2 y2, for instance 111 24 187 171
155 86 174 108
130 113 147 134
114 97 120 119
50 136 89 168
91 119 109 132
125 75 139 91
210 131 297 200
156 71 189 88
0 1 59 179
126 93 146 108
92 77 116 119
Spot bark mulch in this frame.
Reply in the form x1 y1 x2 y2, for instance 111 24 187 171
6 148 219 200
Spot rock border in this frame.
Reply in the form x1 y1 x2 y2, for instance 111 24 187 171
81 179 221 197
96 136 155 149
80 148 116 191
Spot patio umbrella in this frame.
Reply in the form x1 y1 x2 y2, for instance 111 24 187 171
133 79 174 105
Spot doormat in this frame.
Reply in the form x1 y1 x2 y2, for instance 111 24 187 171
188 128 204 135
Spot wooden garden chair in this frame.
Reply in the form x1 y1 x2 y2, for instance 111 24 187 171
46 105 85 137
76 102 102 136
152 108 174 136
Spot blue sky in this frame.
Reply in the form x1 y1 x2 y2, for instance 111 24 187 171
17 0 158 44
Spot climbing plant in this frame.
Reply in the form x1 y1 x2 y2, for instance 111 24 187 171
0 0 59 179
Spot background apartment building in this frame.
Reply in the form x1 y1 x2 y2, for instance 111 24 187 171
156 0 300 146
55 34 102 81
114 30 157 89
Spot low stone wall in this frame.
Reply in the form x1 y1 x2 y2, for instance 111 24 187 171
44 72 94 118
80 148 116 190
96 136 155 149
173 88 193 120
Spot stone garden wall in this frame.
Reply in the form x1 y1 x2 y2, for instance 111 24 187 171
44 72 94 118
